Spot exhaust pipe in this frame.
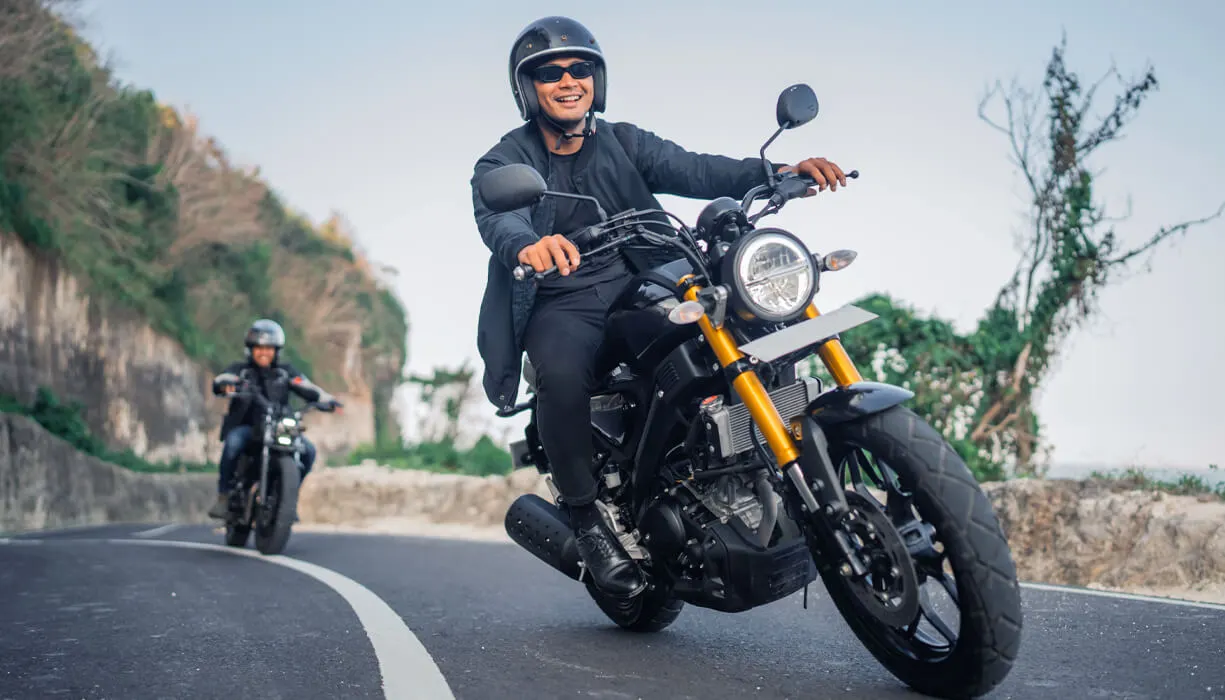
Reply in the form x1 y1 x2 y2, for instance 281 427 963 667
504 494 583 581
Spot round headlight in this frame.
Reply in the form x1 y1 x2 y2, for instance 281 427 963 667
728 230 816 322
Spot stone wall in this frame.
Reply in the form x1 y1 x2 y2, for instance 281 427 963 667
6 408 1223 605
0 413 215 533
983 478 1225 590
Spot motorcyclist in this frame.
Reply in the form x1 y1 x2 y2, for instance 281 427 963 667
206 319 342 519
470 16 850 599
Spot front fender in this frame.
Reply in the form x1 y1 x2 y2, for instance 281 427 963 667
807 381 915 426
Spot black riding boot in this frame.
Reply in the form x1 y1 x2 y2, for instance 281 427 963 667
570 504 647 598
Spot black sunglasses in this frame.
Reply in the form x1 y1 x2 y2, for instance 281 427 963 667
532 60 595 83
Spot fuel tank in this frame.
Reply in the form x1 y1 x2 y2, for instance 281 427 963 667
603 259 699 372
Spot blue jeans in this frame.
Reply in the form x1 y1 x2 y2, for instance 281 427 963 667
218 425 317 493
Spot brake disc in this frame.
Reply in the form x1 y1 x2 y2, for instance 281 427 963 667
839 491 921 627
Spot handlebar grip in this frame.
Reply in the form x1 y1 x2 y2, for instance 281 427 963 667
512 264 557 281
794 169 859 186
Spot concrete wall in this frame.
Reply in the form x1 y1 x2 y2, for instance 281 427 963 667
0 413 215 533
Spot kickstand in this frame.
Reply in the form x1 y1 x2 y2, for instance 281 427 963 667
803 583 809 610
577 561 589 584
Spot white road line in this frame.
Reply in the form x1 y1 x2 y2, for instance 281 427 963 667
131 523 182 539
1020 582 1225 612
0 522 135 538
9 526 1225 616
106 538 455 700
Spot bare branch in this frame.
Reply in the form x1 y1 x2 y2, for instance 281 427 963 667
1077 65 1158 154
1106 201 1225 267
976 82 1015 138
968 341 1033 444
1099 193 1134 225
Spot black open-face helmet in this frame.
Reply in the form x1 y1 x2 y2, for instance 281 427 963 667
244 318 285 361
509 16 606 122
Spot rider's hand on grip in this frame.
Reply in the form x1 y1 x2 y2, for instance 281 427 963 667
215 372 240 395
518 234 580 277
782 157 849 193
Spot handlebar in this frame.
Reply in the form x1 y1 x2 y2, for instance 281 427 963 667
511 223 627 281
741 169 859 221
220 383 341 413
511 168 859 281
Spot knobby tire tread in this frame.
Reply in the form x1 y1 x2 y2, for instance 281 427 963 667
826 405 1022 698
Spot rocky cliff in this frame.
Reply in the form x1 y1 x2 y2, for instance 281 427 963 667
0 233 373 464
0 3 409 467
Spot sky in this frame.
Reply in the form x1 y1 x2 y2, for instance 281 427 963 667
68 0 1224 469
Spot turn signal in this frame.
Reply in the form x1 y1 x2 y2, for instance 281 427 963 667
822 249 858 271
668 300 706 325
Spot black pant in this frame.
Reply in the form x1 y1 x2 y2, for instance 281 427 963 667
523 275 629 507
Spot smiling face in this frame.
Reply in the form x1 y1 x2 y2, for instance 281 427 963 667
251 345 276 368
532 55 595 131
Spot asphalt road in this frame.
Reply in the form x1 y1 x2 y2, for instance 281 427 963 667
2 523 1224 700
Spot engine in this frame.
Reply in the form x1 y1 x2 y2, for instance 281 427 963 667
679 472 773 533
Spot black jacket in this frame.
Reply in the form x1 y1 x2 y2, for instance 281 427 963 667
211 361 328 441
471 118 778 410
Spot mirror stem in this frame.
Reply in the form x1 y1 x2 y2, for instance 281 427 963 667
759 123 787 186
548 191 608 221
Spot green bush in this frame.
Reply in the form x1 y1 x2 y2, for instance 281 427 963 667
0 387 212 474
1090 465 1225 501
341 436 514 477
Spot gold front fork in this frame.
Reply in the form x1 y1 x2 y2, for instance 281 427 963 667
682 286 866 469
684 285 799 466
803 304 864 388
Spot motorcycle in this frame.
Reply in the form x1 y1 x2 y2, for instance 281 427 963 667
219 371 334 555
480 84 1023 698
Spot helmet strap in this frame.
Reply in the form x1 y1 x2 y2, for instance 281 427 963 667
539 111 595 151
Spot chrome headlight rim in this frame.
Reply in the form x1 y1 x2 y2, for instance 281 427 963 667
722 227 817 323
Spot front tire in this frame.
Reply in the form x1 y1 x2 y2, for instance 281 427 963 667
224 523 251 547
818 406 1022 699
254 455 299 555
224 487 251 547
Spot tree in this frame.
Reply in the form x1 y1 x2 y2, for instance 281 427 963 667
973 34 1223 470
407 362 489 449
809 35 1223 480
145 109 267 265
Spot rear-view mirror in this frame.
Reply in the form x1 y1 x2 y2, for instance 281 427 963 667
478 163 547 213
776 83 819 129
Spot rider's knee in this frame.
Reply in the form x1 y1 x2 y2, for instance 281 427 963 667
300 439 317 469
221 430 249 459
534 360 595 398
